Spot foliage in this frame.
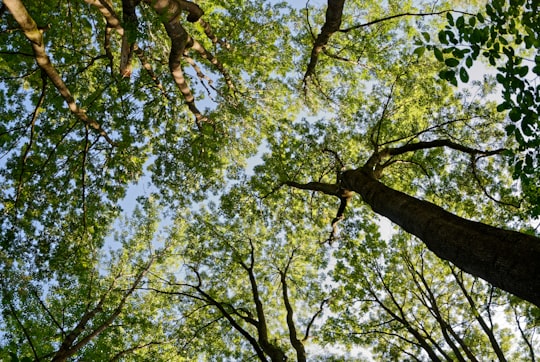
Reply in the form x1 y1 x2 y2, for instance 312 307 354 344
1 0 539 360
420 0 540 215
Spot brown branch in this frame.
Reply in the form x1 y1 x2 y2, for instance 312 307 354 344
199 18 231 49
120 0 139 77
5 0 115 145
188 37 235 92
303 298 328 341
15 70 46 207
177 0 204 22
51 257 156 362
279 251 307 362
339 10 474 33
284 180 340 196
470 155 520 208
238 240 286 361
133 46 169 98
30 284 65 339
377 117 472 148
404 255 473 362
145 0 207 129
362 139 508 174
85 0 164 93
370 73 401 149
84 0 123 68
450 267 508 362
183 267 269 362
512 305 537 362
5 298 40 361
303 0 346 83
183 55 218 97
81 125 90 232
109 341 163 362
369 270 445 362
285 180 353 242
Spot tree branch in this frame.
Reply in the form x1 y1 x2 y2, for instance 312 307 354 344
144 0 208 129
384 139 507 158
185 267 269 362
303 298 328 341
339 10 474 33
15 70 46 207
5 0 116 145
120 0 139 77
303 0 346 83
51 256 156 361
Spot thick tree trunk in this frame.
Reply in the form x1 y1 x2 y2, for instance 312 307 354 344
342 168 540 307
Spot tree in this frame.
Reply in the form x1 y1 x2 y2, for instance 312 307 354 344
0 201 177 361
421 0 540 216
323 229 539 361
1 0 539 360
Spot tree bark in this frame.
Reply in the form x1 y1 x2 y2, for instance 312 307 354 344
341 168 540 308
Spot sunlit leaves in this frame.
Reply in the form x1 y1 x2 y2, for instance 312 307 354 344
421 0 540 204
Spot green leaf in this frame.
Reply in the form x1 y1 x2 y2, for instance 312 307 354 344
433 47 444 61
456 16 465 29
446 12 454 26
413 46 426 58
438 30 448 44
505 124 515 135
509 107 522 122
459 67 469 82
516 66 529 77
465 56 473 68
497 102 512 112
477 13 485 23
445 58 460 67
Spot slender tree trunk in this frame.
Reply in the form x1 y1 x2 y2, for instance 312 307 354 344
342 168 540 307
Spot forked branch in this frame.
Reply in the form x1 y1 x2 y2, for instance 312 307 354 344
5 0 115 145
303 0 346 83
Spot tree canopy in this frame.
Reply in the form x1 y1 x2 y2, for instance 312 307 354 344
1 0 539 360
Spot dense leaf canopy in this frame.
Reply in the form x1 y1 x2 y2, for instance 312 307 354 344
1 0 539 360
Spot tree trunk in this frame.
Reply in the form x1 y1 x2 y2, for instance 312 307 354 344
342 168 540 307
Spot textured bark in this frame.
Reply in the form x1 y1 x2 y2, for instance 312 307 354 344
341 168 540 307
304 0 346 81
5 0 115 145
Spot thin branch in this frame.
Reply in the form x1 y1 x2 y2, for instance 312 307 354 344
378 117 472 148
339 10 475 33
199 18 231 49
370 73 401 149
109 341 162 362
383 139 507 158
185 268 269 362
52 256 156 361
133 46 169 98
303 298 329 341
15 70 46 207
303 0 346 83
188 37 235 92
279 253 307 362
183 55 218 98
30 287 65 339
450 266 508 362
5 299 40 361
81 125 90 232
512 305 537 362
470 155 520 208
5 0 116 145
